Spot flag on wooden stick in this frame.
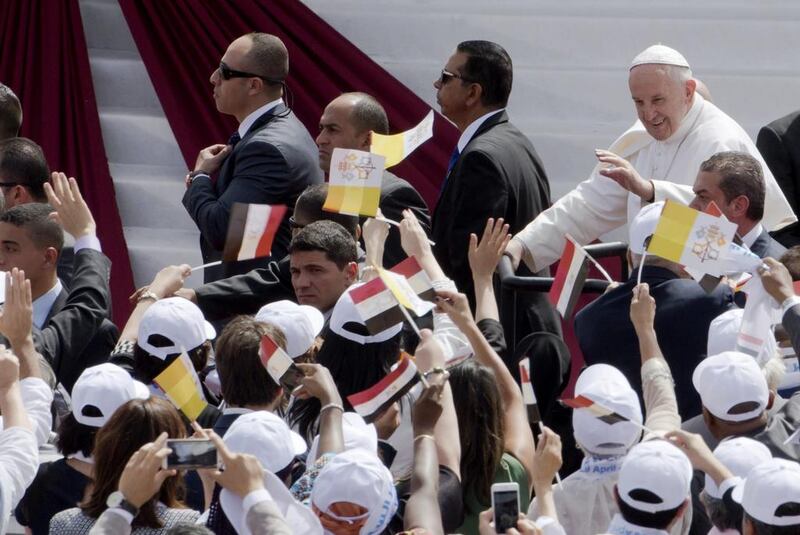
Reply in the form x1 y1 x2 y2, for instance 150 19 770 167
560 395 629 425
519 357 541 423
347 356 420 422
222 203 287 262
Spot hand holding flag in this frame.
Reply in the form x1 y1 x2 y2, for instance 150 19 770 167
259 335 304 391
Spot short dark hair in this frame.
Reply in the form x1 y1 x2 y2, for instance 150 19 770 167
244 32 288 82
700 151 765 221
746 507 800 534
166 525 214 535
294 184 359 238
289 220 358 270
55 413 99 457
343 92 389 135
700 492 742 531
780 246 800 280
0 137 49 201
617 493 683 531
0 203 63 252
132 341 212 385
0 83 22 140
456 40 513 107
215 315 285 407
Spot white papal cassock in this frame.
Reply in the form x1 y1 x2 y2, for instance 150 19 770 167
514 92 796 272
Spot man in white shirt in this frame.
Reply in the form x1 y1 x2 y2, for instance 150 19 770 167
183 32 322 283
505 44 795 273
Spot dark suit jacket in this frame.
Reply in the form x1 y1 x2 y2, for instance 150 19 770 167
432 111 552 303
758 111 800 215
364 170 431 268
750 227 787 260
575 265 735 419
183 105 323 283
8 249 117 392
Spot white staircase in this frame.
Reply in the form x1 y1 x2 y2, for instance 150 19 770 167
78 0 203 289
302 0 800 200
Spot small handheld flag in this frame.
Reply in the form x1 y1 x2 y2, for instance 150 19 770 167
323 148 385 217
561 395 630 426
519 358 541 424
347 356 420 422
259 335 304 391
389 256 436 303
222 203 287 262
549 235 590 318
349 269 434 336
153 352 208 422
647 200 737 276
370 110 434 168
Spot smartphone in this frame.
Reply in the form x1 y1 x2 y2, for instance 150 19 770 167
164 439 218 470
491 482 520 533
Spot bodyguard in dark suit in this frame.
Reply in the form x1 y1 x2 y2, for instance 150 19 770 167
689 151 786 259
182 33 322 283
758 111 800 216
431 41 556 339
315 92 431 267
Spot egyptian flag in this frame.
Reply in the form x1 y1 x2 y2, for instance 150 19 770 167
519 358 541 423
259 335 304 391
153 352 207 422
549 235 589 318
222 203 287 262
389 256 436 302
560 395 629 425
349 276 407 335
347 356 419 422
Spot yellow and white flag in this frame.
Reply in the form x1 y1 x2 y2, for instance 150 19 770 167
647 200 737 276
323 148 385 217
370 110 434 168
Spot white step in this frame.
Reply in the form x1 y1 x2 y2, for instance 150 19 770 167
79 0 137 52
97 109 186 168
88 50 162 111
124 227 203 289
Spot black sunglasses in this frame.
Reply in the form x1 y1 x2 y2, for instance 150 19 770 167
439 69 473 85
218 61 283 85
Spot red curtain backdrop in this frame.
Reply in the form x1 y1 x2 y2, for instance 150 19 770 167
0 0 134 324
118 0 458 208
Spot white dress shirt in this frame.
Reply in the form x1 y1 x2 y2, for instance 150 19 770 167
238 98 284 139
456 109 506 153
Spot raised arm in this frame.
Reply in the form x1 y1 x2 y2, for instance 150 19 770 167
294 363 344 460
404 376 449 535
436 292 536 485
630 283 680 436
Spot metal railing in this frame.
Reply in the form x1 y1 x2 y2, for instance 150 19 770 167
498 241 629 354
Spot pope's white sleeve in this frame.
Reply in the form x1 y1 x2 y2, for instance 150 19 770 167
514 171 631 272
0 426 39 523
651 180 695 205
19 378 53 447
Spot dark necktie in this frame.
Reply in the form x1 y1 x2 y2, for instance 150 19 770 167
228 131 241 148
440 147 461 197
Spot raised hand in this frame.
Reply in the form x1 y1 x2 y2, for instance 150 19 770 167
760 257 794 305
596 149 654 201
208 430 266 498
469 217 511 281
44 172 96 238
293 362 342 406
400 209 433 260
118 432 177 508
0 268 32 347
630 283 656 333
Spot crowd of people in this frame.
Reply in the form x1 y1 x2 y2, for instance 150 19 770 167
0 28 799 535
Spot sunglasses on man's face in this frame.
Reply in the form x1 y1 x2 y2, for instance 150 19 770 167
218 61 283 84
439 69 473 85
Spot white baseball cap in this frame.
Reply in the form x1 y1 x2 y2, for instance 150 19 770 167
71 363 150 427
311 448 398 534
255 300 324 359
628 202 665 255
329 283 403 345
617 440 693 513
224 411 307 474
630 44 691 70
307 411 378 464
573 364 643 455
732 458 800 527
707 308 744 356
221 468 322 535
137 297 216 359
705 437 772 499
692 351 769 422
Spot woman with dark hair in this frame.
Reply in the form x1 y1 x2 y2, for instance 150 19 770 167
49 397 199 533
17 363 150 534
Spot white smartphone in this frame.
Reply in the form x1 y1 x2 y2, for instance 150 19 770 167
164 439 218 470
491 482 520 533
